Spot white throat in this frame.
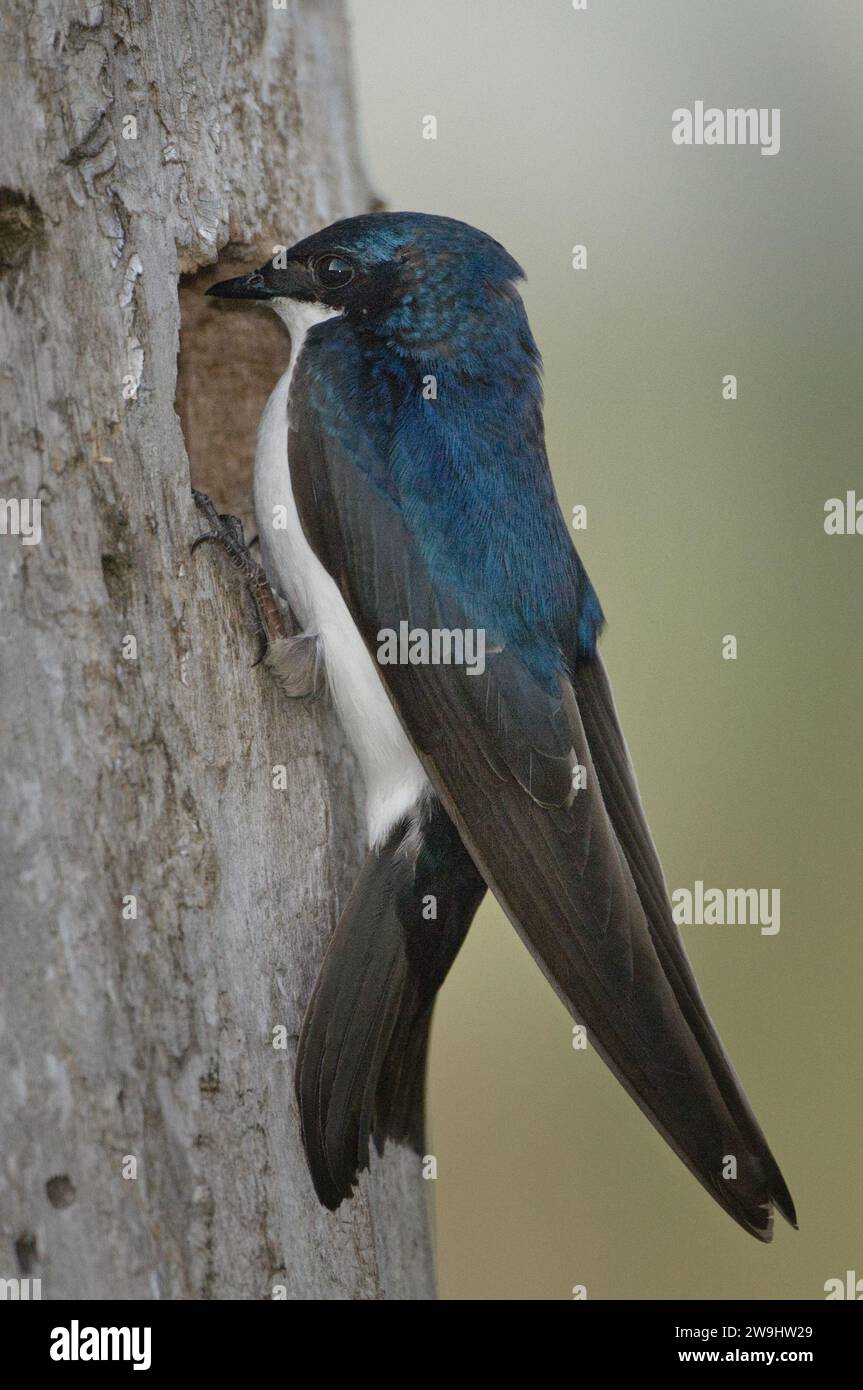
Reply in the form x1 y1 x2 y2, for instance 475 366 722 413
269 296 342 337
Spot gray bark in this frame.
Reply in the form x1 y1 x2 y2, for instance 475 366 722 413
0 0 435 1300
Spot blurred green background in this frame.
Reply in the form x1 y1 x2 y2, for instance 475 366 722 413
346 0 863 1300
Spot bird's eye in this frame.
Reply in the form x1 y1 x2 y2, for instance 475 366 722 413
314 255 355 289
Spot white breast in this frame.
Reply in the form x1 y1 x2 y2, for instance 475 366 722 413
254 298 430 848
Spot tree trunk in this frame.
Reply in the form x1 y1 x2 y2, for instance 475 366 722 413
0 0 435 1300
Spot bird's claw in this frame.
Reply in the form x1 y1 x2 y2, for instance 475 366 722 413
191 488 287 660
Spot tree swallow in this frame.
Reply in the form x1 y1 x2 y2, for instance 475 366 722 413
205 212 795 1239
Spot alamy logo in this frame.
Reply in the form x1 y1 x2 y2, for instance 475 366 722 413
824 492 863 534
377 622 486 676
0 1276 41 1299
672 102 780 156
50 1321 151 1370
0 497 42 545
824 1271 863 1299
672 881 780 936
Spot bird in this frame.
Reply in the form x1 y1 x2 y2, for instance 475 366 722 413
203 211 796 1239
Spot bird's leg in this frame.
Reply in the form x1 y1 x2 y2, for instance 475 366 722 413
192 488 285 659
191 489 324 696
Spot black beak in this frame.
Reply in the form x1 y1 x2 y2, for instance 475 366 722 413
206 271 274 300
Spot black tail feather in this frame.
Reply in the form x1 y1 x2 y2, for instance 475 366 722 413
373 1001 433 1153
295 800 485 1208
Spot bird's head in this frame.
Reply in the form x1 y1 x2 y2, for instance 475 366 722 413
207 212 533 366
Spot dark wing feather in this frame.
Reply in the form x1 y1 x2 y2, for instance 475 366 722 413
573 655 796 1226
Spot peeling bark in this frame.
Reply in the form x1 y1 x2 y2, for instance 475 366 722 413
0 0 435 1300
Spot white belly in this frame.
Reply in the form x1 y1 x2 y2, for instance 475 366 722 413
254 299 430 847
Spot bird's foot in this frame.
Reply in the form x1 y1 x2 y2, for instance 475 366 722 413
191 488 286 665
265 632 325 699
